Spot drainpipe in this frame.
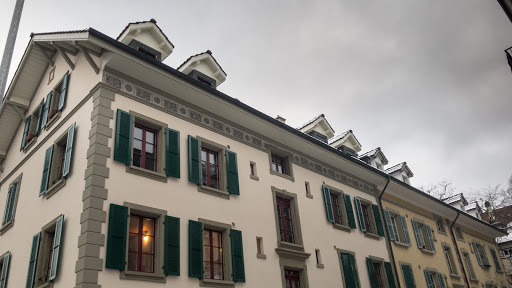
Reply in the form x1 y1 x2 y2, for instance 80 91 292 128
377 175 401 287
449 211 470 286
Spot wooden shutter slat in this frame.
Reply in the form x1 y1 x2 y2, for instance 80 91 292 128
354 197 366 232
40 145 54 196
385 262 396 288
372 204 385 237
165 128 180 178
411 220 424 249
341 253 358 288
41 92 52 129
226 150 240 195
424 270 434 288
230 229 245 282
400 215 411 245
0 252 11 288
20 116 31 151
62 123 75 178
322 185 334 223
35 99 44 136
472 242 482 266
384 210 395 241
187 136 200 185
401 264 416 288
366 257 378 288
344 194 357 229
49 215 64 280
490 249 501 271
113 109 133 165
425 224 435 253
2 184 15 225
164 215 180 276
58 71 69 111
26 232 40 288
480 244 490 266
437 273 446 288
188 220 203 278
106 204 128 270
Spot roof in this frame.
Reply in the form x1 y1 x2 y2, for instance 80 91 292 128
177 50 227 77
116 19 174 49
328 130 363 152
32 29 90 36
357 147 389 165
466 201 480 211
442 193 468 205
481 205 512 225
385 162 414 177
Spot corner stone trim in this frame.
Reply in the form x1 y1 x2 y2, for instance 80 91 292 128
75 87 115 288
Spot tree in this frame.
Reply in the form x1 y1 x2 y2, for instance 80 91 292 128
420 179 455 200
500 173 512 206
474 184 504 210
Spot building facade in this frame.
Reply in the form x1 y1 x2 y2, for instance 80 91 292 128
0 20 507 288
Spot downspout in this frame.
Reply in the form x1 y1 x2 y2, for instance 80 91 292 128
449 211 470 286
377 175 401 287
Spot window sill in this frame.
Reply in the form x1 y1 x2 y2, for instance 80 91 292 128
333 223 351 232
257 253 267 259
0 220 14 235
45 111 61 131
120 270 166 283
437 230 447 236
45 178 66 199
23 136 37 153
197 185 230 200
450 273 462 279
200 278 235 287
306 193 313 199
35 281 53 288
278 241 305 252
469 278 479 283
420 249 435 255
126 165 168 182
275 247 311 261
393 241 410 248
316 263 325 269
364 232 381 240
250 175 259 181
456 238 465 242
269 170 295 182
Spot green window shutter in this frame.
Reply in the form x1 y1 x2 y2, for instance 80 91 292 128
2 182 17 225
187 136 200 185
106 204 128 270
385 262 396 288
472 242 482 266
49 215 64 280
480 245 490 266
344 194 357 229
372 204 385 237
40 145 54 196
401 264 416 288
322 185 334 223
62 123 75 178
341 253 359 288
20 116 31 151
58 71 69 111
35 99 44 136
354 197 366 232
490 249 502 271
437 273 446 288
165 128 180 178
41 92 52 129
411 220 424 249
384 210 396 241
425 225 435 253
26 232 40 288
424 270 434 288
226 150 240 195
366 257 378 288
113 109 133 165
0 252 11 288
188 220 203 278
230 229 246 282
400 215 411 245
164 215 180 276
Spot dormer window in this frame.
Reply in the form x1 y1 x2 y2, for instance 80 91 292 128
128 40 162 61
307 131 328 143
402 175 410 184
137 46 157 59
339 145 357 157
188 70 216 88
376 163 384 171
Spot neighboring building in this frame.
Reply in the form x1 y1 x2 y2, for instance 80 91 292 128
0 19 507 288
482 205 512 284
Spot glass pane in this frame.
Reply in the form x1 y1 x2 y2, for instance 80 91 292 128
204 246 211 262
286 281 291 288
146 131 154 144
210 175 218 189
140 254 154 273
134 127 142 140
201 150 207 161
203 262 211 279
212 232 221 247
133 139 142 151
213 248 222 263
201 162 208 186
129 217 139 234
292 280 301 288
272 163 277 172
209 152 217 164
203 230 210 244
133 154 141 168
127 252 138 271
213 263 223 280
142 236 154 254
128 234 139 252
145 158 155 171
142 218 154 236
278 165 283 174
146 143 154 154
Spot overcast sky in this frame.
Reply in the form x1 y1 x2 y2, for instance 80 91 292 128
1 0 511 196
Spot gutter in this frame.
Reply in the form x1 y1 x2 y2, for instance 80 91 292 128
377 175 400 288
449 211 470 286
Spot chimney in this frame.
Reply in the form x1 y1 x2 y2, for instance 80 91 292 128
276 115 286 124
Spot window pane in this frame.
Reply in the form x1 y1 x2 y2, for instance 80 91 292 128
213 263 223 280
204 262 211 279
140 254 154 273
128 234 139 252
213 248 222 263
133 154 141 168
209 152 217 164
146 131 154 144
141 236 154 254
145 143 154 154
204 246 211 262
203 230 210 244
128 252 138 271
145 158 155 171
129 217 139 234
272 162 277 172
133 139 142 152
142 218 154 236
201 162 208 186
278 164 283 174
201 150 207 161
134 127 143 140
212 231 221 247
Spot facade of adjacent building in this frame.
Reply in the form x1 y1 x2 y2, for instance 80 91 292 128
0 20 508 288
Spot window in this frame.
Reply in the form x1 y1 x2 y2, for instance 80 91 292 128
373 262 385 288
376 162 384 171
20 99 45 151
384 210 411 246
435 218 446 234
454 227 464 240
268 148 294 181
41 71 70 131
127 39 162 61
331 194 343 225
424 270 445 288
401 264 416 288
187 136 239 197
256 237 266 259
250 161 259 181
114 110 180 181
338 251 360 288
305 182 312 198
106 203 180 281
285 269 301 288
307 130 327 143
272 187 305 251
442 244 458 276
315 249 323 268
188 219 245 285
490 248 502 272
39 123 76 198
26 215 64 288
367 257 396 288
128 215 156 273
411 220 436 253
277 197 295 243
472 242 491 267
0 251 11 288
355 197 384 237
272 154 287 174
462 251 477 280
1 175 22 234
322 185 356 230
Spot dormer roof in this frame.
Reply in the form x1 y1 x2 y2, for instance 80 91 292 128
117 19 174 61
385 162 414 177
177 50 227 88
442 193 469 206
328 130 362 152
357 147 389 165
297 114 335 139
